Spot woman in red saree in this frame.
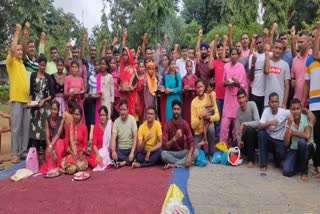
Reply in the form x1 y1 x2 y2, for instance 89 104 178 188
61 105 88 174
40 101 65 173
88 106 113 169
119 47 136 117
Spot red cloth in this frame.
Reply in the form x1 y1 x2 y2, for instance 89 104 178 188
64 123 88 155
119 47 136 116
213 59 225 99
88 124 104 168
182 74 197 125
136 78 145 120
162 118 195 151
40 139 66 173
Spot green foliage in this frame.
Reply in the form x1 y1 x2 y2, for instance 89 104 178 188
261 0 294 31
204 22 263 44
0 85 9 103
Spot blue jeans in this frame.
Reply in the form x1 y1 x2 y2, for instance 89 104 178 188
283 138 314 176
136 149 162 167
259 130 286 168
116 149 136 166
215 99 224 141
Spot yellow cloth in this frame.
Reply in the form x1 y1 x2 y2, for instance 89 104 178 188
191 93 220 135
6 53 30 103
145 62 157 96
138 120 162 151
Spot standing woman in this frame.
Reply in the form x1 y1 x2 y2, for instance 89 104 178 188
144 62 157 120
64 60 85 124
165 58 182 121
95 57 114 122
182 60 197 125
136 61 145 124
40 101 65 173
29 55 54 152
119 47 136 117
158 54 170 126
220 48 248 146
110 57 120 120
51 57 66 116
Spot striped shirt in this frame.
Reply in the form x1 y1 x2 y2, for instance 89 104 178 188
305 55 320 111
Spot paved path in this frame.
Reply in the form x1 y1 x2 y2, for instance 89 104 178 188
188 164 320 213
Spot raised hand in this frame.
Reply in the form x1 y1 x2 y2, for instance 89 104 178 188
198 29 203 38
103 39 107 47
112 37 118 46
228 23 233 34
263 28 269 38
271 23 278 35
66 42 72 49
123 28 127 39
16 23 22 32
290 25 296 36
143 33 148 44
40 32 46 42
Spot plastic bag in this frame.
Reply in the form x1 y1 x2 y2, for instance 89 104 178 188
162 198 190 214
194 150 207 167
26 147 39 173
227 147 243 166
211 151 228 165
216 142 228 152
161 184 184 212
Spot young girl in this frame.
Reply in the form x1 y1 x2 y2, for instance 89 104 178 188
144 62 157 120
164 58 182 121
182 60 197 125
95 58 114 122
135 61 145 123
40 101 65 173
63 100 76 125
64 60 85 124
159 54 170 126
52 57 66 116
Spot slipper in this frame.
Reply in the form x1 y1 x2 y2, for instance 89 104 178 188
113 161 120 169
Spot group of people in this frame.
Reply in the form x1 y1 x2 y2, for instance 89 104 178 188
4 20 320 182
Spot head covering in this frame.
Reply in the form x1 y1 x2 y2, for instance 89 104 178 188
119 47 135 81
145 62 157 96
200 42 209 50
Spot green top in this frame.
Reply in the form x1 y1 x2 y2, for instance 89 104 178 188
113 115 137 150
289 113 315 150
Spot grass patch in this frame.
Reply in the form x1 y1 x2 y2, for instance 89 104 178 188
0 104 9 113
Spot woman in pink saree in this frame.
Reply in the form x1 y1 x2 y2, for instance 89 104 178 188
220 48 248 146
119 47 136 117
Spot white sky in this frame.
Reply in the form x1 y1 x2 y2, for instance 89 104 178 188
53 0 108 35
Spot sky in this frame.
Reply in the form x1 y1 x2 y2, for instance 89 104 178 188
53 0 107 35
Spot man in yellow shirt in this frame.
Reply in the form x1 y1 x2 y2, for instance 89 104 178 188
6 23 30 163
132 106 162 168
191 78 220 158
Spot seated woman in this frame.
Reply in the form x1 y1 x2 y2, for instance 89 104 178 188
61 105 88 174
40 101 65 173
87 106 113 169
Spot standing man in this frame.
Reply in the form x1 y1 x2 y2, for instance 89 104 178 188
291 31 310 100
236 88 260 168
45 46 61 75
132 106 162 168
111 100 137 168
259 93 290 172
278 32 293 68
248 34 266 117
176 45 195 78
264 40 290 108
161 100 199 169
302 21 320 177
191 79 219 157
6 24 30 163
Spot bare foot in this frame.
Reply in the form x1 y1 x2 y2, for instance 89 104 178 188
247 162 254 168
312 173 320 178
132 162 141 169
300 175 309 182
260 167 267 172
119 161 126 167
162 163 176 170
198 140 205 147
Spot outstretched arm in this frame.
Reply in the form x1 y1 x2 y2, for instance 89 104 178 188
81 33 87 60
22 22 30 60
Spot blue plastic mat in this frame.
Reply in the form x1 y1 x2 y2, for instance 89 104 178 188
0 160 25 180
170 167 194 214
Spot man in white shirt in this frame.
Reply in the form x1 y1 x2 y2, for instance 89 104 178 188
176 45 195 78
258 92 290 172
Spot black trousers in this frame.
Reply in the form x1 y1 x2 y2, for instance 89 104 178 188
241 126 258 163
250 94 264 117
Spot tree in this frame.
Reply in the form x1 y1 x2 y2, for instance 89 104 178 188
261 0 294 30
182 0 224 34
